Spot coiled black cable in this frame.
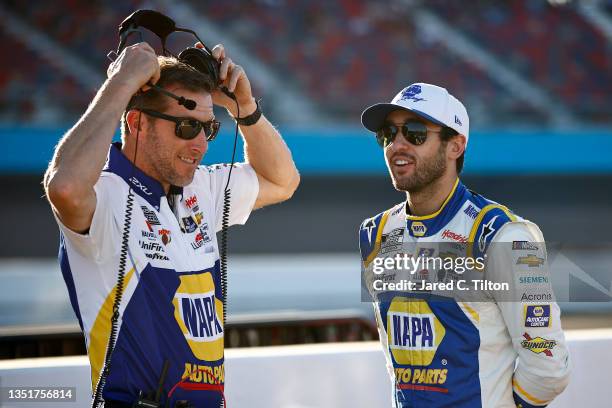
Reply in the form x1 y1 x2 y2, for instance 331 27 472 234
220 189 230 326
220 100 239 326
91 113 141 408
217 99 240 408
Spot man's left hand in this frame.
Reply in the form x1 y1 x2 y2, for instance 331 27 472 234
196 42 257 117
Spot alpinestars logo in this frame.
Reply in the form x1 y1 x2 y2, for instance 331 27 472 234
478 216 498 252
363 219 377 245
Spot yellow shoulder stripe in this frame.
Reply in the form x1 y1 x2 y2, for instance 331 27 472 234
467 204 516 259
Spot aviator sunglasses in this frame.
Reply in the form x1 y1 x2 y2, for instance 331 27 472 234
376 120 441 148
139 109 221 141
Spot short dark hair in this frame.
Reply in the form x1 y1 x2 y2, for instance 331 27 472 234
121 56 216 137
439 127 465 174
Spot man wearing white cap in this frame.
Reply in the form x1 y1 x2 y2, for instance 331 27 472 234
358 83 571 407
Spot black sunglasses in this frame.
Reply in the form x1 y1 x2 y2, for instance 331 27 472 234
376 120 441 148
139 109 221 141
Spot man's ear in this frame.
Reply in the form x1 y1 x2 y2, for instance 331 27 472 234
448 134 467 160
125 110 145 136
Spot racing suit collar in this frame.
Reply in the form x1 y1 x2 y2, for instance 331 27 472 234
405 179 469 238
405 178 461 221
103 142 166 210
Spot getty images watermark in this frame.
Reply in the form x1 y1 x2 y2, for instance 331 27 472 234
362 242 612 303
369 252 509 293
361 242 567 303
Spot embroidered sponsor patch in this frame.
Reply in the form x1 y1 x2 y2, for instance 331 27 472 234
516 255 544 267
521 333 556 357
524 305 551 328
512 241 539 251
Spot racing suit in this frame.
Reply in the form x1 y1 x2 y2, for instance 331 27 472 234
359 179 571 407
54 143 259 406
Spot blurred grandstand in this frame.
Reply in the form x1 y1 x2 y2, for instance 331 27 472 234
2 5 612 408
1 0 612 362
0 0 610 126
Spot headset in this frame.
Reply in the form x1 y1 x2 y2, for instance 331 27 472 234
92 9 240 408
109 9 237 106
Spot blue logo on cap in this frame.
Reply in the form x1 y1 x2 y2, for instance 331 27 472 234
400 85 425 103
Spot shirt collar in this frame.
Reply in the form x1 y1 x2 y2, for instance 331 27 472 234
405 178 464 221
404 179 469 237
103 142 166 210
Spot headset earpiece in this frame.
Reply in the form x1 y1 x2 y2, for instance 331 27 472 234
178 47 236 100
178 47 220 87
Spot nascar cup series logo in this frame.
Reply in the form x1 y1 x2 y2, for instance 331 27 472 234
173 273 224 362
387 298 445 365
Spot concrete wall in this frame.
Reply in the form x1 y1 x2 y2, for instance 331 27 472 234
1 329 611 407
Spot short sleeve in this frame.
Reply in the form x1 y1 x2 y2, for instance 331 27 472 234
203 163 259 232
53 176 120 262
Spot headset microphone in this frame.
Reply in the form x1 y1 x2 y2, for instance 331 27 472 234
147 82 197 110
106 53 198 110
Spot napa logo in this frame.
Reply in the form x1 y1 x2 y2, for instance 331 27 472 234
410 221 427 237
387 298 445 365
173 273 224 362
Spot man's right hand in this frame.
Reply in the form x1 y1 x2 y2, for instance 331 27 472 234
45 44 159 234
107 42 161 94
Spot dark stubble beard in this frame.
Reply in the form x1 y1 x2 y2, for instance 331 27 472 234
390 142 448 193
146 128 195 187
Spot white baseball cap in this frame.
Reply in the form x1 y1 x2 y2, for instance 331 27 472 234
361 83 470 143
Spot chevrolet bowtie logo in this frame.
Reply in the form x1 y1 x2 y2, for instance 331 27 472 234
516 254 544 267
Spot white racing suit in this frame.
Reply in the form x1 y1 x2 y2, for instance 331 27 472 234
359 179 571 407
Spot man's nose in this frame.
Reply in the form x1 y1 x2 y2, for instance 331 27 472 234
388 129 413 150
189 130 208 154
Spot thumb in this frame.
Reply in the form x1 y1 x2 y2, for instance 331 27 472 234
106 60 117 78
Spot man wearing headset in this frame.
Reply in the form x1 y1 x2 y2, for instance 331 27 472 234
358 83 570 407
44 41 299 407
